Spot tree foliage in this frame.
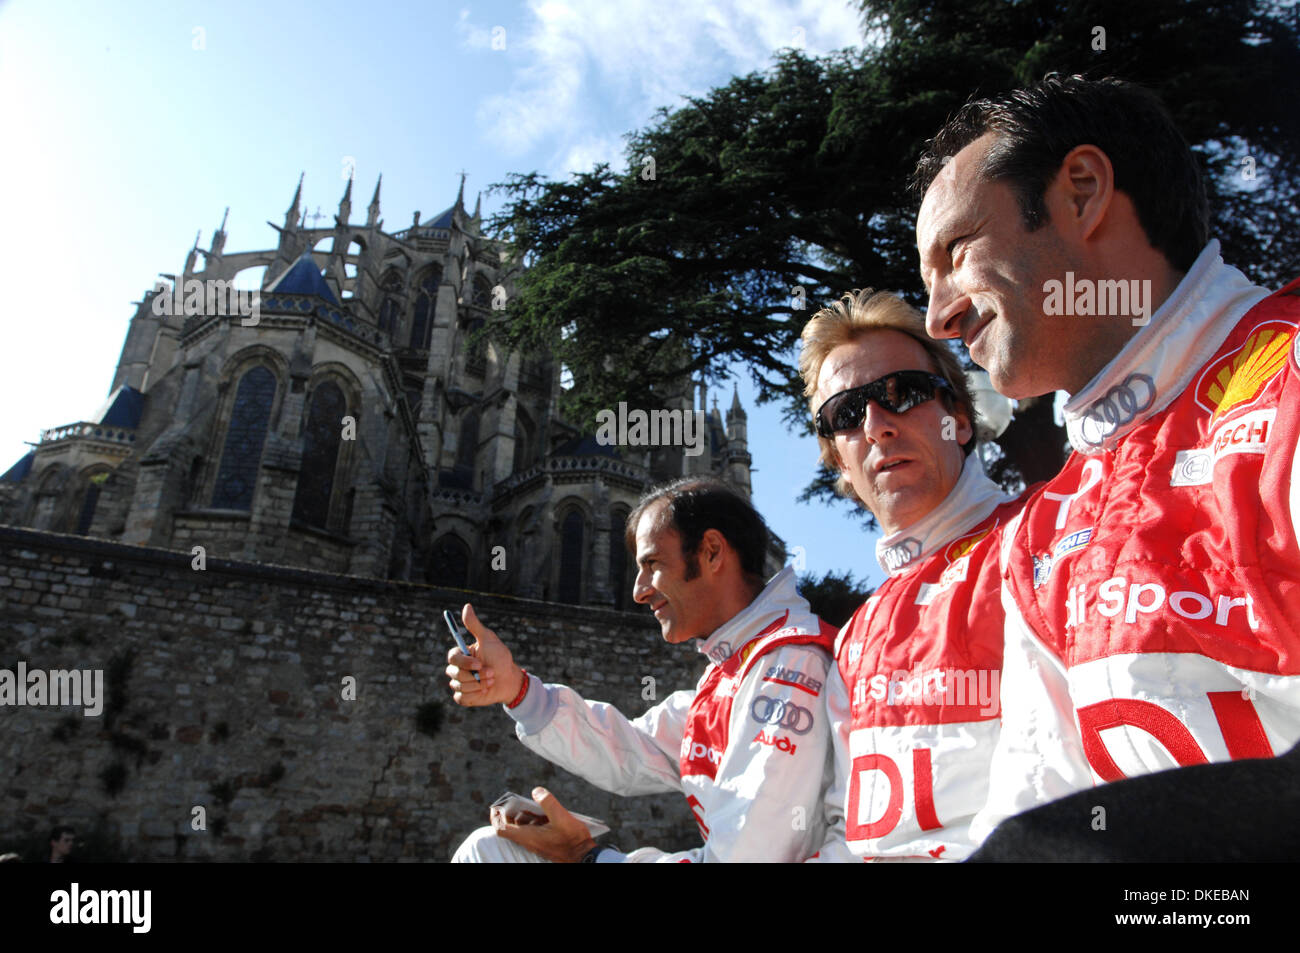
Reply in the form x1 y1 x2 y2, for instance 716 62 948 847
797 569 876 629
488 0 1300 507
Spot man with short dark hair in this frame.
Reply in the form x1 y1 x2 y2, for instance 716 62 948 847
446 477 837 863
48 826 74 863
915 74 1300 840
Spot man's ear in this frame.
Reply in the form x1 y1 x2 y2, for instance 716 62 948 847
1049 144 1114 243
699 528 727 573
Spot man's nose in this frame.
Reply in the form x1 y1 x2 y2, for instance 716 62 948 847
860 399 899 443
632 570 653 604
926 280 969 341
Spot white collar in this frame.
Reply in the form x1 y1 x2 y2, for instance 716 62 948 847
874 456 1009 577
1063 240 1271 453
696 565 803 665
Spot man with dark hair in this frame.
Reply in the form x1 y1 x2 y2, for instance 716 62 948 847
446 477 837 862
915 74 1300 849
48 826 74 863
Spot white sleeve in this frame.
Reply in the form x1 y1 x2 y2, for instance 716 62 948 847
969 583 1094 844
509 675 694 797
627 643 835 863
803 651 862 863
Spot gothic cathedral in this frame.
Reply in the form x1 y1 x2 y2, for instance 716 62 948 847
0 174 756 608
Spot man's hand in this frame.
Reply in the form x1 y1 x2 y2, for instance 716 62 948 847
445 603 526 707
492 787 599 864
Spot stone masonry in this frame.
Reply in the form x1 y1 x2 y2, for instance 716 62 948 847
0 526 704 862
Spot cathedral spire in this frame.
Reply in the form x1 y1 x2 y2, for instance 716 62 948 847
337 171 353 227
728 383 745 419
367 174 382 228
472 191 481 220
209 206 229 256
184 230 201 277
284 172 304 230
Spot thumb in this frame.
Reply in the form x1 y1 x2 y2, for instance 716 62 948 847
532 787 573 823
462 603 498 648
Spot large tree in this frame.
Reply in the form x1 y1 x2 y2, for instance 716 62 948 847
488 0 1300 512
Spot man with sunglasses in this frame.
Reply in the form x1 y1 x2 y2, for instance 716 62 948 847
915 75 1300 854
797 289 1051 861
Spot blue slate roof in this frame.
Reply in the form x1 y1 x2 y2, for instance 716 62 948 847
0 450 33 483
555 434 620 458
420 205 455 229
94 385 145 429
266 253 338 303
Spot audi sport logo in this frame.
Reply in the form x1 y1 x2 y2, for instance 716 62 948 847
750 694 815 735
1077 373 1156 447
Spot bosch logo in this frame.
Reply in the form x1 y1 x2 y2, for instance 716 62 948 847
750 694 815 735
1078 374 1156 447
1170 449 1212 487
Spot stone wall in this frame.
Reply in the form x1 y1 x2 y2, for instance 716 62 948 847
0 525 705 862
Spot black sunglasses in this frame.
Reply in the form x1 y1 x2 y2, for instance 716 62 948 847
815 370 952 438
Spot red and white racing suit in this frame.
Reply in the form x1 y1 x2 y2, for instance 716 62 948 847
808 458 1036 862
494 567 836 862
985 240 1300 829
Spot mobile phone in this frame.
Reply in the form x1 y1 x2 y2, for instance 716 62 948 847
443 609 481 682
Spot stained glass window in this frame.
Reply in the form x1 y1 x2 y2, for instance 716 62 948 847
410 268 441 350
379 271 402 337
291 381 347 529
609 507 630 610
558 509 584 604
74 483 100 536
212 366 276 510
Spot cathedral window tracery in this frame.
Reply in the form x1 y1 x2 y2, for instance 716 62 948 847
410 267 441 350
557 507 586 604
211 365 277 510
291 380 348 531
378 270 403 339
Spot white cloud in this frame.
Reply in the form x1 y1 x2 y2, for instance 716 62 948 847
456 8 495 49
463 0 863 175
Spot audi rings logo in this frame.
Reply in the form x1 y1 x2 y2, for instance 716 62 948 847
750 694 814 735
707 641 733 664
881 537 922 573
1078 374 1156 447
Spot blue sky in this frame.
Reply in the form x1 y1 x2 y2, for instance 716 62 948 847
0 0 887 589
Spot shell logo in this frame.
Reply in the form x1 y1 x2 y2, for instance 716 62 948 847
1195 321 1293 421
944 527 991 564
